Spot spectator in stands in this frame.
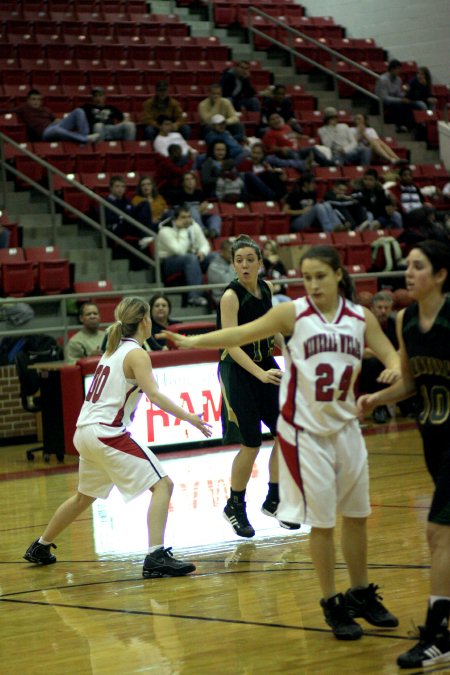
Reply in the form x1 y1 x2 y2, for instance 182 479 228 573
351 113 401 163
140 80 190 141
198 83 245 141
220 61 261 112
207 239 235 305
173 172 222 238
65 302 106 364
81 88 136 141
263 112 331 170
104 175 135 238
153 116 197 159
204 115 248 162
260 84 304 136
407 67 437 111
215 161 247 203
352 169 403 230
283 174 342 233
201 141 232 198
131 176 170 235
154 144 195 203
318 107 372 165
323 180 367 230
375 59 419 132
5 89 99 144
157 205 216 307
147 294 176 351
0 224 10 249
388 166 426 220
260 240 290 305
237 142 287 201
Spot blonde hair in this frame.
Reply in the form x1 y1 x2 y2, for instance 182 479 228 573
105 296 150 356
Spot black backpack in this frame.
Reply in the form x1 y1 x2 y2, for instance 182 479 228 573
14 335 63 411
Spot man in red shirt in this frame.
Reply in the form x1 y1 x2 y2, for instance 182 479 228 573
262 112 332 170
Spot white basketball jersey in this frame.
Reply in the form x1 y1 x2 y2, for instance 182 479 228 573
77 338 143 435
279 296 366 436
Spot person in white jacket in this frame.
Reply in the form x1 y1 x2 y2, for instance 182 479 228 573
157 205 217 307
318 107 372 166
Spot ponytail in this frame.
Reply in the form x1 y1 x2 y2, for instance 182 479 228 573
105 296 150 356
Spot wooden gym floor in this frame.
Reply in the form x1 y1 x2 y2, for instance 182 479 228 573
1 416 449 675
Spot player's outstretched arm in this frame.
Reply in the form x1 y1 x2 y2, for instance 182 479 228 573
157 302 297 350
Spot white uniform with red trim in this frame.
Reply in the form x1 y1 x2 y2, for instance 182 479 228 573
74 338 167 503
277 296 371 528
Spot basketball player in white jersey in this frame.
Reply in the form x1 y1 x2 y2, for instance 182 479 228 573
158 245 401 639
24 297 212 578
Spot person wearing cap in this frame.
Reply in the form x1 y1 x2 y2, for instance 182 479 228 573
198 83 245 141
81 88 136 141
318 107 372 166
140 81 190 142
204 115 248 163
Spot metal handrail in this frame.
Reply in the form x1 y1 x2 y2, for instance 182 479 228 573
0 133 162 283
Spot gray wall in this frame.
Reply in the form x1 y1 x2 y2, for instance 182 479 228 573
299 0 450 84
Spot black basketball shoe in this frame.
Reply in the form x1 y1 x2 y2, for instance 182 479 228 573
345 583 398 627
397 625 450 668
261 497 301 531
23 539 57 565
320 593 363 640
223 499 255 538
142 547 196 578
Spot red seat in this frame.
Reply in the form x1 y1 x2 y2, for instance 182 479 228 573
24 245 62 262
37 259 71 294
73 279 114 295
301 232 333 245
0 260 35 296
0 247 25 263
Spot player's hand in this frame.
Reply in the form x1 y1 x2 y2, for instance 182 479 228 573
187 412 213 438
259 368 283 385
377 368 401 384
356 393 378 420
156 331 196 349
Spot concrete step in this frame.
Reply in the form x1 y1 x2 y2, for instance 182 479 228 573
18 213 63 228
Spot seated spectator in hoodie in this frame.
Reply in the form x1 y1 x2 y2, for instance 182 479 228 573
172 172 222 238
198 83 245 141
140 80 191 141
131 176 170 235
5 89 99 144
215 162 247 203
153 116 198 159
220 61 261 112
375 59 421 132
204 114 248 163
154 143 195 203
260 84 304 136
323 180 367 230
407 67 437 111
318 107 372 165
387 165 428 224
260 240 290 305
104 175 135 238
263 112 332 170
282 174 342 233
81 87 136 141
157 205 216 307
201 141 232 199
237 142 287 201
351 169 403 230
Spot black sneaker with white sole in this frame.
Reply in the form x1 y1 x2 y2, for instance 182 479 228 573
23 539 57 565
397 625 450 669
142 547 196 578
261 498 301 531
223 500 255 538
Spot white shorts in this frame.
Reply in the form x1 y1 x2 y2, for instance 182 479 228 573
277 417 371 528
74 425 167 503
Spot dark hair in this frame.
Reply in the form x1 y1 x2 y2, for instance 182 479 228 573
109 175 125 188
292 173 315 191
156 115 172 125
208 141 230 159
79 302 99 318
27 89 41 98
173 204 191 219
364 168 379 180
149 293 172 315
388 59 402 71
105 297 149 356
273 84 287 95
231 235 262 261
399 165 413 178
414 240 450 293
137 175 157 198
300 245 356 301
418 66 432 87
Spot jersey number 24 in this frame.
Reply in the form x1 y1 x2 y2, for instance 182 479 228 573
315 364 353 402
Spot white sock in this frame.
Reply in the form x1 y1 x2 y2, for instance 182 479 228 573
148 545 163 554
38 537 52 546
430 595 450 607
